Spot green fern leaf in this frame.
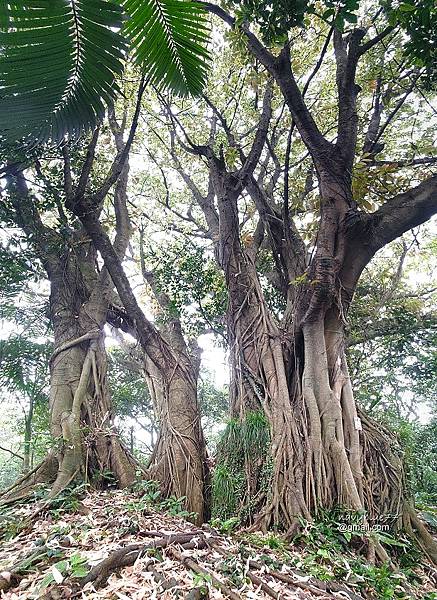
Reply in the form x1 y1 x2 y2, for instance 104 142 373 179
0 0 211 147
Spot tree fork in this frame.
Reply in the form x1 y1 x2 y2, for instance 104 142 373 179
69 198 208 522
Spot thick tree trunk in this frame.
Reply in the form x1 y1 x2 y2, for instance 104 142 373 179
47 242 139 497
49 324 137 497
144 354 207 524
137 231 209 522
2 251 137 505
214 172 436 560
2 142 141 505
227 281 410 538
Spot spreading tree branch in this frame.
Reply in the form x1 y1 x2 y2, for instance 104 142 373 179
368 175 437 253
201 2 332 167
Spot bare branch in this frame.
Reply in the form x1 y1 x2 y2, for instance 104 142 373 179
4 171 59 263
35 158 68 224
365 157 437 168
77 127 100 199
358 24 397 55
200 1 275 69
368 71 422 151
362 76 383 156
61 145 74 201
159 126 219 240
201 1 331 165
90 76 146 205
274 44 333 163
108 107 133 258
347 311 436 347
0 444 24 462
375 238 410 310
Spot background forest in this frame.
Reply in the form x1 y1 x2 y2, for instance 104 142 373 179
0 0 436 598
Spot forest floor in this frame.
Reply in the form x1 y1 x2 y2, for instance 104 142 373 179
0 488 435 600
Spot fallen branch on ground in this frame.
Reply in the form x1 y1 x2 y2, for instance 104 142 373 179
81 531 205 588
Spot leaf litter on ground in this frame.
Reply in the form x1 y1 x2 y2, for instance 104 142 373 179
0 489 435 599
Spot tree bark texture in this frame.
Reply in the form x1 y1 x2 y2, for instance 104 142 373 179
215 170 436 561
2 167 137 503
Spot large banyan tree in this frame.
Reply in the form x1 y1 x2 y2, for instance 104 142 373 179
0 0 436 560
138 3 437 558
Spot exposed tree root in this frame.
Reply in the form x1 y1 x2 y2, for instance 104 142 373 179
28 467 81 522
403 504 437 564
168 547 242 600
245 569 279 599
77 532 204 590
39 527 371 600
0 455 59 506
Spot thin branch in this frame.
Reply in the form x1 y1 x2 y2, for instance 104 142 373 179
370 71 422 150
90 76 146 205
200 1 274 68
366 157 437 168
0 445 24 462
375 238 410 310
201 0 330 163
76 127 100 199
302 26 334 97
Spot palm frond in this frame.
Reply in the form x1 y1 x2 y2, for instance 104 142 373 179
124 0 211 96
0 1 127 145
0 1 210 147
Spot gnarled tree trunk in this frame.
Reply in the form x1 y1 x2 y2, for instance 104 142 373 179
144 349 207 523
220 175 436 561
2 152 137 504
49 307 137 498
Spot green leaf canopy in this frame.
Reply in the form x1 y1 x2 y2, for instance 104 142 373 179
0 0 210 146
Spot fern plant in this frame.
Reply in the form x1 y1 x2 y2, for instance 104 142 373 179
0 0 210 145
